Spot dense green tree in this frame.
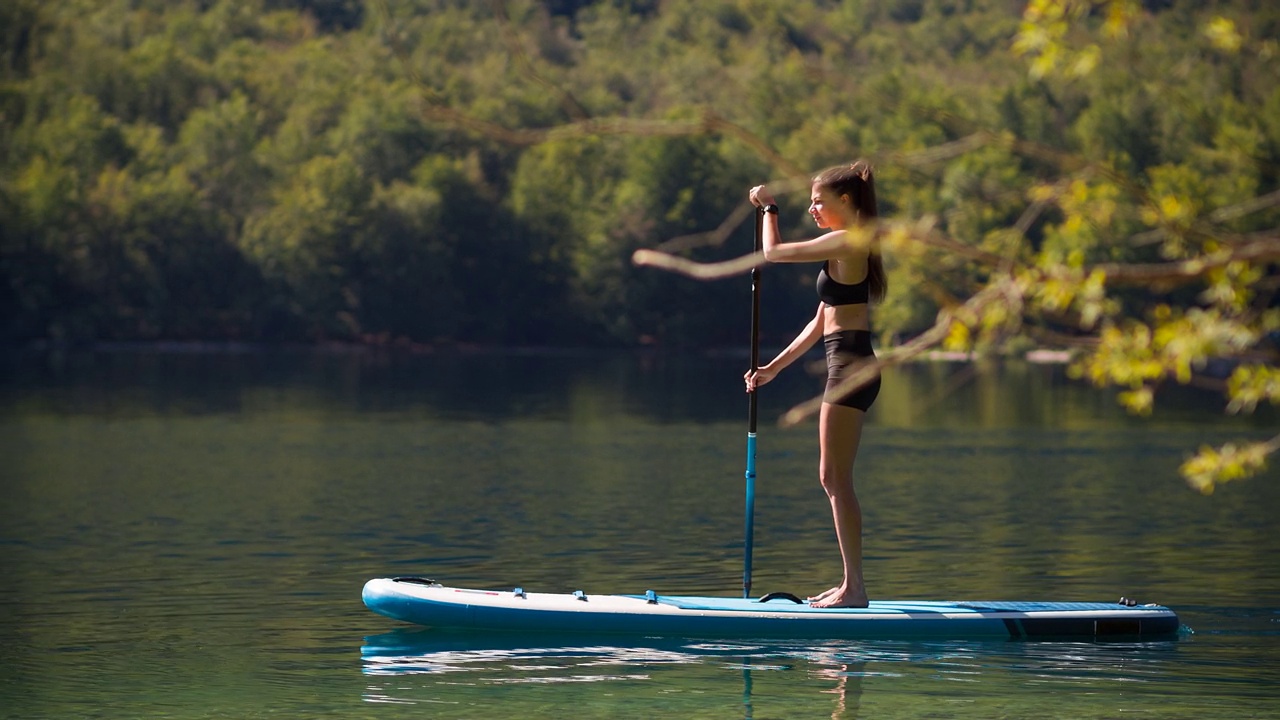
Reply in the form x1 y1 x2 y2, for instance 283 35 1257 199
1 0 1277 489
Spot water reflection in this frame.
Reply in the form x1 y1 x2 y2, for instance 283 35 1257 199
6 347 1274 429
361 630 871 717
360 628 1202 719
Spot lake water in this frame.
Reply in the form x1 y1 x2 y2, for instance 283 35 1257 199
2 348 1277 719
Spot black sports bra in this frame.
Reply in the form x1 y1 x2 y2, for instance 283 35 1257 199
817 261 869 306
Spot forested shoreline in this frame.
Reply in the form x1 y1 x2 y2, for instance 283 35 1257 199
2 0 1277 349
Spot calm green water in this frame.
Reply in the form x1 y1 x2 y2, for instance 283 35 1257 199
2 349 1277 719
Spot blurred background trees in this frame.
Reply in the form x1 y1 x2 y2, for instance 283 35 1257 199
1 0 1276 488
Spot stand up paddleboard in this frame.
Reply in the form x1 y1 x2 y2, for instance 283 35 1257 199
362 210 1182 642
363 577 1180 640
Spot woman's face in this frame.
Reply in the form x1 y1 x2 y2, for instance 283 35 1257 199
808 183 851 230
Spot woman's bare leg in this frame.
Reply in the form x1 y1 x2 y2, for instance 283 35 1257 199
808 402 868 609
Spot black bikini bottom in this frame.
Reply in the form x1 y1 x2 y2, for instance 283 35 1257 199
822 330 880 411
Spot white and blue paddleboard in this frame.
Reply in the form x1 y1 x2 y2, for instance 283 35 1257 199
362 577 1181 641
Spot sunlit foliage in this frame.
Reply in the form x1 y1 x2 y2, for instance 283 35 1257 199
1 0 1276 491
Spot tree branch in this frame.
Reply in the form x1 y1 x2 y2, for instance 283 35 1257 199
1210 188 1280 223
632 247 763 279
1095 237 1280 287
779 282 1013 426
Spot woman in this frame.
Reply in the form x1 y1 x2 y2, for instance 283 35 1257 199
744 160 887 609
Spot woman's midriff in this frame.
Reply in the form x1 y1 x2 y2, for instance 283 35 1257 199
822 304 869 334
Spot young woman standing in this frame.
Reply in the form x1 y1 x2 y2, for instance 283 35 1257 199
744 161 887 609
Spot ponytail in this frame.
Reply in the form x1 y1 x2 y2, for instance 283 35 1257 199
814 159 887 303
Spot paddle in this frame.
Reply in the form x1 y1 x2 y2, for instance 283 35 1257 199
743 206 763 599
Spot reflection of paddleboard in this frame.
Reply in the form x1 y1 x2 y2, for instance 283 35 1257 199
359 629 753 677
362 577 1181 640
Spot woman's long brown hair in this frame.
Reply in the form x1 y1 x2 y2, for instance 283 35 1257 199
813 160 887 303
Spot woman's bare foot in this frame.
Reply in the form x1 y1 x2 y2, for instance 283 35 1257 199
809 584 868 609
807 586 841 604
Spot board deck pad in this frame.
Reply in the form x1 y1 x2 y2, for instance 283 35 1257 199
362 577 1181 641
645 596 1139 614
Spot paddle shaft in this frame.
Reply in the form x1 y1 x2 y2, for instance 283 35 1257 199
744 207 762 599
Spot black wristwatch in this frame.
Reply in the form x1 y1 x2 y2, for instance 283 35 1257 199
760 204 779 215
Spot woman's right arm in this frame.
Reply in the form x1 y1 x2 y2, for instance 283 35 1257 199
749 184 859 264
745 303 825 391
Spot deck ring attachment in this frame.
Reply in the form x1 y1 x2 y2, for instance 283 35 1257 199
644 590 658 605
757 591 805 604
392 577 440 586
573 590 588 602
513 587 527 599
